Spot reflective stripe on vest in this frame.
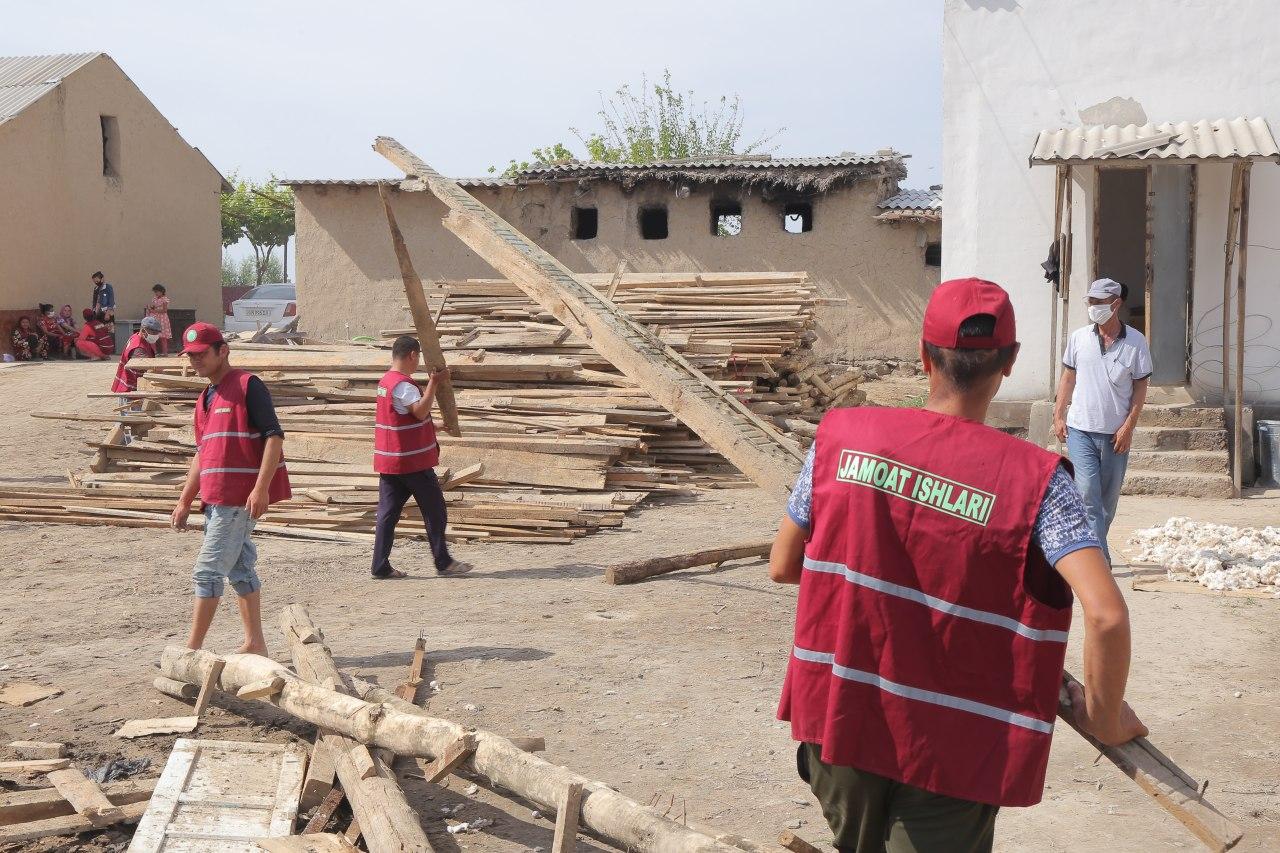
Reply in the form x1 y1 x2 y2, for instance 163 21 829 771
373 442 439 457
373 370 439 474
791 645 1054 734
194 369 291 507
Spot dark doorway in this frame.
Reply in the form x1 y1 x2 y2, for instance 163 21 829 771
640 206 668 240
572 207 598 240
1094 168 1148 334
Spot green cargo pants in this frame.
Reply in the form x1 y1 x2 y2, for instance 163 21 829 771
798 743 999 853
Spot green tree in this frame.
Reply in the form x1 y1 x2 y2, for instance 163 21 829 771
222 255 283 287
491 69 782 176
221 173 294 286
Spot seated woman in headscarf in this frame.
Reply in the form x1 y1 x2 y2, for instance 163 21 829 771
38 303 76 358
75 308 113 360
11 317 50 361
56 304 77 337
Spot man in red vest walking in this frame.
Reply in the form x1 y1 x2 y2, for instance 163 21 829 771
770 278 1146 853
170 322 290 655
371 335 471 579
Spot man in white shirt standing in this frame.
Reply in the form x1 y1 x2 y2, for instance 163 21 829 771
371 335 472 579
1053 278 1152 563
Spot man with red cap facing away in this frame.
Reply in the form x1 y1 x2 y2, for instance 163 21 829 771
170 322 290 656
770 278 1147 853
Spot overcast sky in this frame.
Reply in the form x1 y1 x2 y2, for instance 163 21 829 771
4 0 941 187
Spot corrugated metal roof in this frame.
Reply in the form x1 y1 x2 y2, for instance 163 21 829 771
514 153 900 177
1031 118 1280 165
281 176 516 188
877 186 941 211
0 53 99 127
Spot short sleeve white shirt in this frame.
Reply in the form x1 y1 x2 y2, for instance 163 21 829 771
391 380 422 415
1063 324 1153 434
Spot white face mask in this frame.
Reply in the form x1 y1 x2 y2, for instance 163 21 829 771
144 333 160 344
1087 303 1115 325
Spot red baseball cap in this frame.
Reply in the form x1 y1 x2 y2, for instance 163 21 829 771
922 277 1017 349
180 321 226 354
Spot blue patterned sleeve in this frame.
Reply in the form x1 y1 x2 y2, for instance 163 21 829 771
786 444 817 528
1033 465 1101 565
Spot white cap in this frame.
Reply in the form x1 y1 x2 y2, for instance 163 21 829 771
1087 278 1123 299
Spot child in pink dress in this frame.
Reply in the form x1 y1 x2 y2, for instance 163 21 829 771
148 283 172 355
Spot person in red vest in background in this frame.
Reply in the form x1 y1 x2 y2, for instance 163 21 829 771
111 316 163 406
75 309 115 360
769 278 1147 853
170 322 290 656
371 335 472 579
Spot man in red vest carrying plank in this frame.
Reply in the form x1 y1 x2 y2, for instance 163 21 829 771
110 315 163 408
170 322 290 655
371 335 471 579
770 278 1146 853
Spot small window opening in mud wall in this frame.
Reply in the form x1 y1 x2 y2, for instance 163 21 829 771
925 242 942 267
783 202 812 233
572 206 598 240
711 201 743 236
100 115 120 178
640 206 668 240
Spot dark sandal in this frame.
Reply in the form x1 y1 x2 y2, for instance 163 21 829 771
372 569 408 579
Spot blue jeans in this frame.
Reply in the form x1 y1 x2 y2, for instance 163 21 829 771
192 505 260 598
1066 427 1129 562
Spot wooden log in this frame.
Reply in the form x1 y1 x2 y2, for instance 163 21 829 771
46 768 125 826
378 182 461 437
152 676 198 701
277 607 434 853
1058 672 1241 851
604 541 773 584
6 741 66 759
552 781 585 853
0 778 153 826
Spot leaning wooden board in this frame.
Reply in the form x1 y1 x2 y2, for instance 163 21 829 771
127 739 306 852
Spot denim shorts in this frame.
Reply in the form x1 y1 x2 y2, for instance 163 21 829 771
192 504 260 598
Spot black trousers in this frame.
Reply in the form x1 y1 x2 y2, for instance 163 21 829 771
372 469 451 575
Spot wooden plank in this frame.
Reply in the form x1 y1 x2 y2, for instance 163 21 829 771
128 738 307 853
604 541 772 584
114 717 199 738
256 833 357 852
412 734 476 783
779 830 824 853
193 656 227 718
302 786 344 834
0 778 154 826
0 681 62 706
46 768 125 826
6 741 66 759
374 137 803 503
238 676 287 700
0 758 71 774
299 736 337 813
0 799 147 844
551 781 585 853
1057 673 1242 852
377 182 461 436
395 636 427 703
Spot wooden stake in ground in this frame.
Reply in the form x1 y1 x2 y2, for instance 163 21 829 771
192 656 225 719
394 635 427 703
779 830 823 853
377 182 461 437
604 540 773 584
551 782 585 853
1057 672 1242 851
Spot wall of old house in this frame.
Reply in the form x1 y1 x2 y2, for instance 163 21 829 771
292 177 940 357
943 0 1280 403
0 55 223 353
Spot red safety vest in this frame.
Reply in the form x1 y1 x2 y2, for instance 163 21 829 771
110 333 155 392
374 370 439 474
88 321 115 354
778 407 1071 807
194 368 291 507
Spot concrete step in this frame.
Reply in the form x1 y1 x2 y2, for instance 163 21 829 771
1127 450 1229 474
1136 406 1225 429
1121 470 1234 498
1130 427 1228 451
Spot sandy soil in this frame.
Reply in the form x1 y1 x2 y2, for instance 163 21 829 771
0 363 1276 852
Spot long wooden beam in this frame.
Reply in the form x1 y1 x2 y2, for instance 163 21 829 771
377 183 461 436
372 136 803 503
1232 164 1251 498
605 541 773 585
1058 673 1241 851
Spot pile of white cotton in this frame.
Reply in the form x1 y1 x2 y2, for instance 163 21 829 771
1128 517 1280 594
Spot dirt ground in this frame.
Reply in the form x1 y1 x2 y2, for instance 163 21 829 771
1 362 1276 852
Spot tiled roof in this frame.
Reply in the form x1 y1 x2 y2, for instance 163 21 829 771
1031 118 1280 164
877 186 941 211
0 53 99 127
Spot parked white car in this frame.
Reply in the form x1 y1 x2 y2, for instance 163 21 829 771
224 283 297 333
